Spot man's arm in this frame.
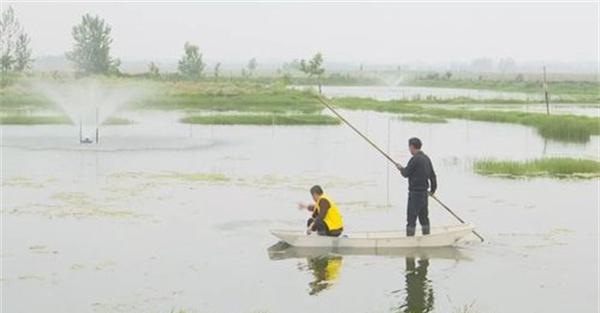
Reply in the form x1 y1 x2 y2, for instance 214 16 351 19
429 159 437 194
399 157 415 178
316 198 329 221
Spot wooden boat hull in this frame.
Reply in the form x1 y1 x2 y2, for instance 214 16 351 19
270 224 475 248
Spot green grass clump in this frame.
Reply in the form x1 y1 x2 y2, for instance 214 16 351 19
474 158 600 178
0 115 70 125
400 115 448 123
409 79 600 103
333 97 600 142
429 108 599 143
0 88 54 111
103 117 133 125
180 114 340 125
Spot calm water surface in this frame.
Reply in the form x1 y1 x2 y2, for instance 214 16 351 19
2 109 598 313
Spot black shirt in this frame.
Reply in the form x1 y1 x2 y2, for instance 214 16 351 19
400 151 437 193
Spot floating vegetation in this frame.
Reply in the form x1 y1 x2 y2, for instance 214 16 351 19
474 158 600 178
109 171 230 183
238 173 375 190
29 245 58 255
17 274 46 281
155 172 230 182
180 113 340 126
31 191 141 219
2 176 46 189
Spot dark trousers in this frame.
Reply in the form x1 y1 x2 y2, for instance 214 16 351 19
407 191 430 236
307 218 342 237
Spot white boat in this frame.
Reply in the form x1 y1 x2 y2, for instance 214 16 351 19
270 224 475 248
267 241 473 261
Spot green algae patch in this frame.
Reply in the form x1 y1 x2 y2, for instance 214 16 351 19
157 172 230 182
42 192 139 219
109 171 230 183
2 176 47 189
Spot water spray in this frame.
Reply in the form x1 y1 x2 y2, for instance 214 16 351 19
33 78 146 145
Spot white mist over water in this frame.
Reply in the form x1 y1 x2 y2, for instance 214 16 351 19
33 78 148 140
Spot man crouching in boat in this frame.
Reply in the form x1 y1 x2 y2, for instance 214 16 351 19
298 185 344 237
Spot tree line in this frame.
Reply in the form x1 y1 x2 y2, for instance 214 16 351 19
0 8 325 88
0 6 33 85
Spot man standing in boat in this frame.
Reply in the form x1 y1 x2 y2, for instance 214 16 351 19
397 137 437 237
298 185 344 237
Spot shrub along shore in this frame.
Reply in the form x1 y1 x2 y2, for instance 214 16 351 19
180 113 340 125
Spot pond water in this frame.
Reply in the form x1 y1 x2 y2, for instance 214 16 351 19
2 109 598 313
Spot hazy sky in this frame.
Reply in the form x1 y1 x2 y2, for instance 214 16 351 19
5 1 599 64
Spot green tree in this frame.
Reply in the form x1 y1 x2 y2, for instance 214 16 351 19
147 62 160 78
300 52 325 93
247 57 257 76
14 32 32 72
178 42 205 80
0 6 33 84
66 14 119 75
1 7 19 76
443 71 452 80
214 62 221 80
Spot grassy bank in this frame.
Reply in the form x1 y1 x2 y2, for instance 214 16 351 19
334 97 599 142
474 158 600 178
138 82 323 113
0 88 54 111
0 115 69 125
400 115 448 123
408 79 599 103
181 113 340 125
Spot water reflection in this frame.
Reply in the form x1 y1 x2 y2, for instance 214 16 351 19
268 242 469 301
300 255 343 295
395 257 434 313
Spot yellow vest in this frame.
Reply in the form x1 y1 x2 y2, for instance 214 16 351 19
315 194 344 231
325 258 343 281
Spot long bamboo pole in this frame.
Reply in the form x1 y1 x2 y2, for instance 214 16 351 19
316 95 485 242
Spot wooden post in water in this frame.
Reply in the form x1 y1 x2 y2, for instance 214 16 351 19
95 107 99 144
543 66 550 115
386 117 391 206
